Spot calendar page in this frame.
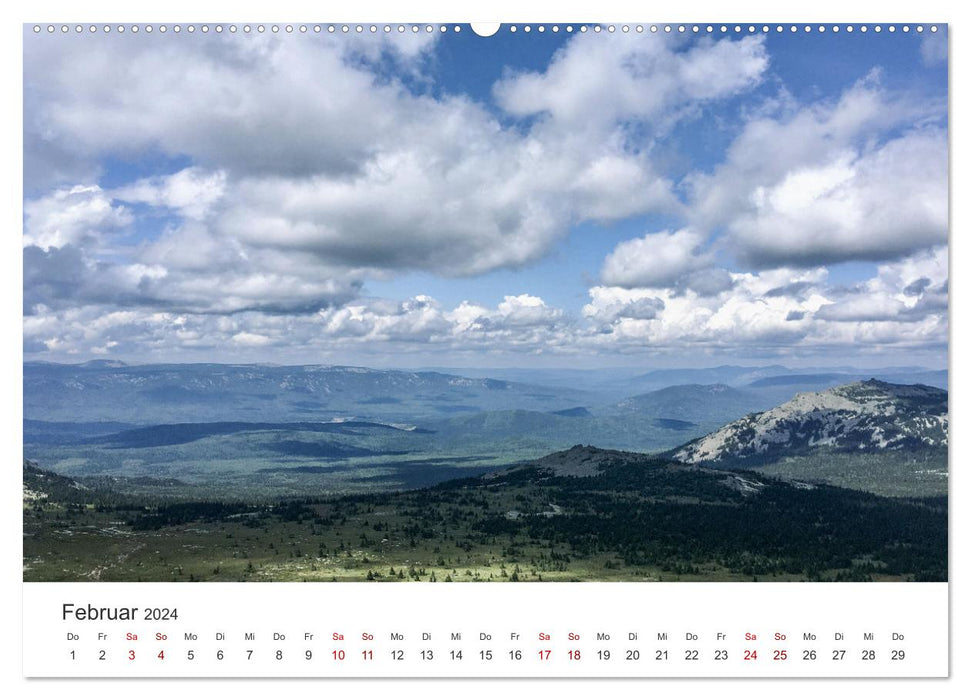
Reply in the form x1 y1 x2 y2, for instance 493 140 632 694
19 5 953 688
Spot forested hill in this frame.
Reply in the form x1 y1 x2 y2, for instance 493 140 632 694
24 444 947 582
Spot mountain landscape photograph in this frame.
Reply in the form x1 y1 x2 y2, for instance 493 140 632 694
23 24 947 583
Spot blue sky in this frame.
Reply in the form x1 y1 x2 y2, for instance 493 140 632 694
22 24 948 368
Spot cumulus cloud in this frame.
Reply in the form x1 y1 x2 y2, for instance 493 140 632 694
21 29 947 364
583 292 666 323
23 28 771 322
576 70 948 358
601 228 713 288
728 130 947 267
584 267 831 348
24 185 131 250
581 247 947 354
494 295 563 327
231 332 274 347
24 31 439 185
23 244 948 361
920 31 948 65
813 246 948 323
113 168 227 220
903 277 932 297
494 33 768 132
24 233 362 316
686 76 947 268
218 147 568 276
22 293 574 360
210 100 682 276
614 297 666 321
319 296 453 343
675 268 736 297
23 244 169 314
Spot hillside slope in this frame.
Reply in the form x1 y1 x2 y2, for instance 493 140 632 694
673 380 947 465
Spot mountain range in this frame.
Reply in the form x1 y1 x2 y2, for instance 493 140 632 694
24 370 950 582
672 380 948 465
23 364 949 499
25 361 946 426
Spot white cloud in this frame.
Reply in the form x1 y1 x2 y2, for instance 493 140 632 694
209 97 682 276
601 229 712 288
23 246 948 361
686 77 947 268
24 29 771 281
21 30 947 364
113 168 227 220
231 332 274 347
24 185 131 250
920 31 948 65
494 294 563 327
583 290 666 323
22 291 575 361
319 296 453 343
814 246 948 323
316 293 565 346
583 269 828 349
216 141 570 276
24 224 363 315
728 129 947 266
494 33 768 132
581 248 947 354
24 33 438 184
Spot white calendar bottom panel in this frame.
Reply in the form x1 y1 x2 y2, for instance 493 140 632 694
24 582 947 678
